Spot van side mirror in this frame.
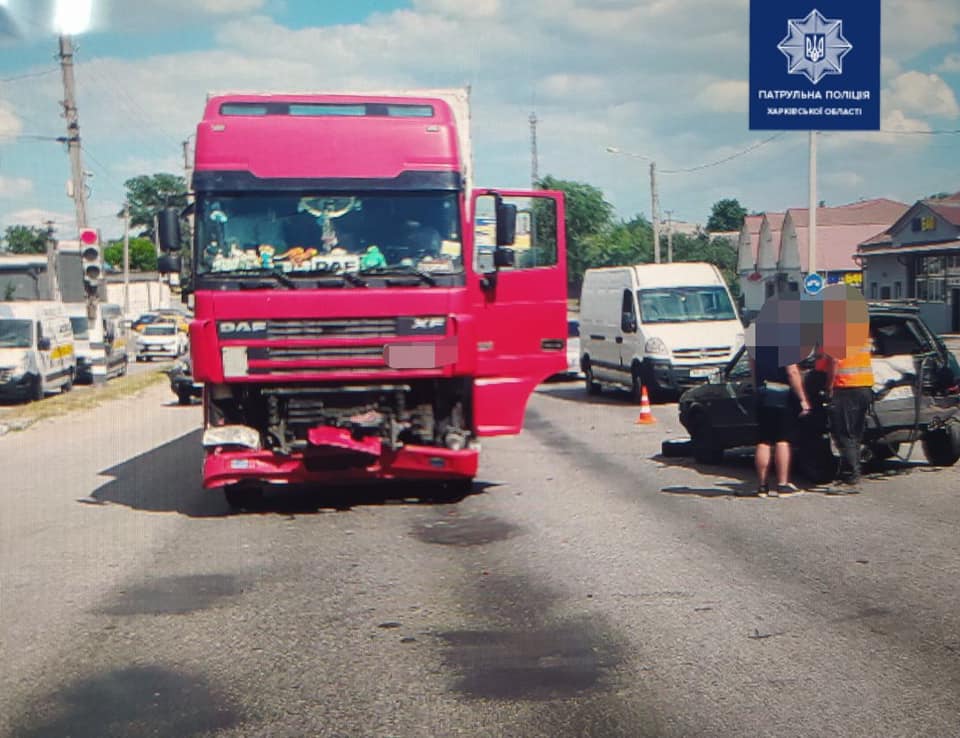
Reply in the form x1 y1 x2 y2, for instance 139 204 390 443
621 312 637 333
158 207 182 252
496 201 517 246
38 337 51 351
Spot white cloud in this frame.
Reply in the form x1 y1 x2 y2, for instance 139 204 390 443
886 71 959 118
0 175 32 197
539 73 610 102
695 80 748 114
938 53 960 73
2 207 71 230
0 103 23 137
883 0 960 58
413 0 500 19
823 171 865 189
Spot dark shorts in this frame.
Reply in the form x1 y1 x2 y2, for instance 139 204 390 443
756 390 800 445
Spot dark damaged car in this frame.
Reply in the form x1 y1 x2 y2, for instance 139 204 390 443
676 303 960 482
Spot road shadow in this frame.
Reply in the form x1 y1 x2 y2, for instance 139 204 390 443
535 382 678 407
85 429 496 518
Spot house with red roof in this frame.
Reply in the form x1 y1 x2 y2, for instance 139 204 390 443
857 193 960 333
737 198 909 317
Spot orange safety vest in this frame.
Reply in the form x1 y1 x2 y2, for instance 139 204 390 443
816 344 874 388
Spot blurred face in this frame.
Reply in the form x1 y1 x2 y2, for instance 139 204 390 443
820 285 869 359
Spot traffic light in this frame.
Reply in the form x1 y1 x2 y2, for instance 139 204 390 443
79 227 102 289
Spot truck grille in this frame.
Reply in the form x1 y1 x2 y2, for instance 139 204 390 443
267 318 400 340
673 346 731 361
254 346 386 361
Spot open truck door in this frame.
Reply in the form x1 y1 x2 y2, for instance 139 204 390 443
470 189 567 435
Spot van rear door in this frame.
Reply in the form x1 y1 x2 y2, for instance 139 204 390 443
470 189 567 435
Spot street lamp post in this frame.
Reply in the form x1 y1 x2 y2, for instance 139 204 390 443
606 146 660 264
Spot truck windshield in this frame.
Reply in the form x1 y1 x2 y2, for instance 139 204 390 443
0 319 33 348
195 192 462 280
638 286 737 323
69 316 90 340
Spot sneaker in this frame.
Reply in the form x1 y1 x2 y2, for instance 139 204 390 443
765 485 779 498
776 483 801 495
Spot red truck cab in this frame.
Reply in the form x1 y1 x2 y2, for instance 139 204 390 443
158 90 566 507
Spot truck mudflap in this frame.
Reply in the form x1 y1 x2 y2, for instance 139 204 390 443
202 443 479 489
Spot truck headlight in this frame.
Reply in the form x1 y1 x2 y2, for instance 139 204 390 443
645 337 669 356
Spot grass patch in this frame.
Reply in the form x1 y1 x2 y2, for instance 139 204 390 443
0 370 170 429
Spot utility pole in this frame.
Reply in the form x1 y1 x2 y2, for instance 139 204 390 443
650 162 660 264
44 221 61 301
122 204 130 317
57 35 88 231
529 111 539 189
665 210 674 264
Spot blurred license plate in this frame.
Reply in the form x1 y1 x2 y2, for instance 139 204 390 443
885 385 914 400
689 368 714 378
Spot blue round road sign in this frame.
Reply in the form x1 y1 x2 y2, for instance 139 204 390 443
803 273 824 295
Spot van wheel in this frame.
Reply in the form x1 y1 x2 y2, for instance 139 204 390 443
583 360 601 395
922 425 960 467
31 375 44 402
690 414 725 465
631 366 645 404
61 373 73 393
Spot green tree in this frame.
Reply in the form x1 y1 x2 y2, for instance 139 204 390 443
670 231 741 298
2 225 50 254
121 173 188 238
103 237 158 271
705 198 747 232
536 175 616 288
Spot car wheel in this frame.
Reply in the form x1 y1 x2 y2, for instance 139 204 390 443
690 413 725 465
583 359 601 395
224 483 265 511
177 388 193 406
922 425 960 467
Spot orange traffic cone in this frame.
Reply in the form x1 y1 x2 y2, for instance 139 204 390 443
635 385 657 424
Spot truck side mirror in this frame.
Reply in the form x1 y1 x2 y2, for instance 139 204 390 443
496 201 517 246
493 247 515 268
158 253 182 275
158 207 182 252
38 337 51 351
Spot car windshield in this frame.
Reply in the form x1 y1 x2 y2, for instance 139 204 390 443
638 286 736 323
69 316 90 340
195 192 463 279
0 319 32 348
144 324 176 336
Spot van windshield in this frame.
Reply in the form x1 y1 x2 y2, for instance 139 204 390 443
70 316 90 340
638 286 736 323
0 319 33 348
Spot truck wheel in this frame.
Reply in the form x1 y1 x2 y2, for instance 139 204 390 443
224 483 264 511
690 414 725 465
583 359 601 396
922 425 960 467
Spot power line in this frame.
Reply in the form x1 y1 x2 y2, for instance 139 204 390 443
0 68 59 84
660 133 786 174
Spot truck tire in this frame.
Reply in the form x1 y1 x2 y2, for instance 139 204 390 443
224 483 265 511
922 425 960 467
690 413 725 465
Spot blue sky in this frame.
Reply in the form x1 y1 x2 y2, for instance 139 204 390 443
1 0 959 242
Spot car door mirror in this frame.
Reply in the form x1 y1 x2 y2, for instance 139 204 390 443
621 313 637 333
38 337 51 351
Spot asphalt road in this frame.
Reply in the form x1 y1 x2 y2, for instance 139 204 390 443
2 379 960 737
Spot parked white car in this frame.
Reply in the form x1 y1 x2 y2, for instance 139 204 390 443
566 318 582 377
136 322 187 361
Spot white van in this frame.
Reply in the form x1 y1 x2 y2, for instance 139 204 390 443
64 302 129 383
0 301 76 401
579 263 745 400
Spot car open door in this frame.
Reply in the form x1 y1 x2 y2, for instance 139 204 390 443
469 189 567 435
